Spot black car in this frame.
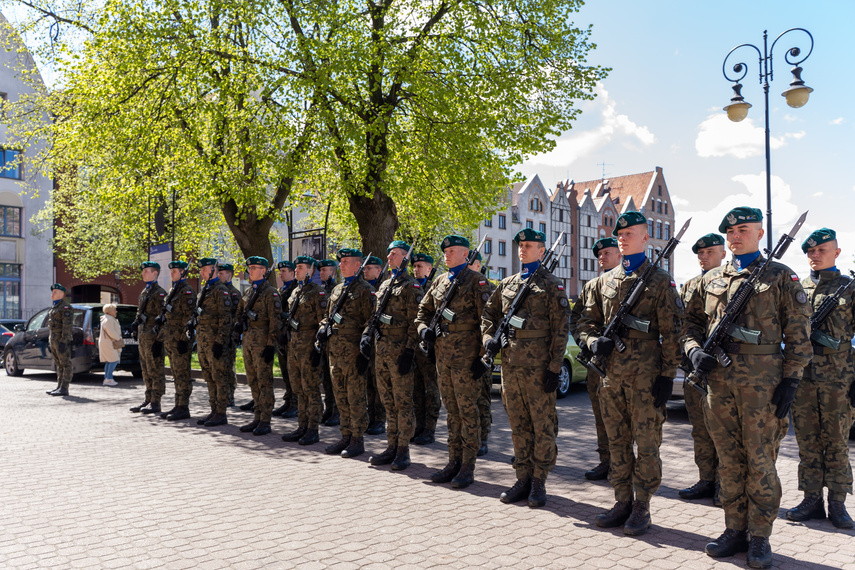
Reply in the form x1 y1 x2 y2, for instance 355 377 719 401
4 303 142 378
0 319 26 349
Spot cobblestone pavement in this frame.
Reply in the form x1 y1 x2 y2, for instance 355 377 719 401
1 369 853 569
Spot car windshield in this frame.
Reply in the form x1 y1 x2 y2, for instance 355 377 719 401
93 307 138 330
26 309 50 332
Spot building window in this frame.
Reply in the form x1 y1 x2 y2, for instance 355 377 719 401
498 241 506 256
498 214 506 229
648 245 654 259
586 214 592 227
0 207 22 237
658 185 662 196
657 221 663 239
539 222 546 234
664 258 671 274
647 219 654 236
664 202 668 215
0 148 22 180
526 219 533 229
559 209 564 223
530 197 542 212
484 239 492 254
498 267 507 279
0 263 21 318
512 206 520 223
484 217 492 227
665 223 671 240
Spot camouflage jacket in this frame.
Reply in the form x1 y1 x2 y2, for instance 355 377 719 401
681 256 812 382
279 281 298 334
286 281 326 345
320 277 375 340
160 280 196 337
569 276 600 346
481 266 571 374
225 281 242 319
681 273 704 309
367 270 424 350
197 280 233 345
236 281 281 347
802 270 855 375
48 298 73 344
578 259 683 378
137 283 167 335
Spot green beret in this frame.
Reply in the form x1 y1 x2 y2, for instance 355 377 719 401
802 228 837 253
245 256 269 268
440 235 470 250
592 237 619 257
317 259 338 268
718 207 763 232
469 251 483 263
336 248 363 261
691 233 725 254
365 256 383 266
612 211 647 236
294 256 317 267
168 260 189 270
197 258 218 268
218 263 234 272
412 253 434 265
277 261 295 270
50 283 66 292
387 240 411 253
513 228 546 244
140 261 160 271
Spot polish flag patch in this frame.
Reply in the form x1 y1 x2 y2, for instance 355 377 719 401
670 281 677 287
319 291 326 296
413 283 421 288
479 280 487 286
791 274 799 281
557 285 564 291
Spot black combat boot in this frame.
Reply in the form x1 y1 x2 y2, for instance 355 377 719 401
239 419 261 433
528 478 546 508
369 446 397 466
298 429 320 445
786 495 826 521
430 460 462 484
594 500 633 528
325 435 352 455
239 399 255 411
413 430 435 445
585 461 610 481
746 536 772 569
679 479 715 500
390 446 411 471
500 478 532 504
204 413 228 427
623 501 651 536
365 421 385 435
282 405 298 418
140 402 161 414
46 382 61 395
130 400 150 413
49 386 69 396
713 482 722 507
228 387 236 407
705 528 749 558
323 411 340 427
252 421 271 436
828 500 854 529
160 406 177 419
341 436 365 458
281 426 307 442
451 464 475 489
197 412 214 425
167 406 190 421
271 403 289 417
477 441 488 457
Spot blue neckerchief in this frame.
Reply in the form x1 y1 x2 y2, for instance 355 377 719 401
173 278 186 286
734 251 761 271
622 253 646 275
392 268 407 278
811 266 837 280
252 278 266 288
145 280 157 289
521 261 540 278
344 275 356 285
282 279 293 289
417 277 427 287
52 300 61 306
448 262 468 281
206 276 220 284
368 279 378 287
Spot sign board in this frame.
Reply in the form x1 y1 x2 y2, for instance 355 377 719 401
149 243 172 292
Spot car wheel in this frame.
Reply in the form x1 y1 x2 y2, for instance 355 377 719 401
4 348 23 376
556 361 572 399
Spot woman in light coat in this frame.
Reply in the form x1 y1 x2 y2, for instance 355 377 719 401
99 304 123 386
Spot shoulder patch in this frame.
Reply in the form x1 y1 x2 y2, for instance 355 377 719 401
319 291 326 296
670 281 676 287
478 280 487 286
557 285 564 291
676 296 683 309
559 297 569 307
413 283 421 289
796 291 807 305
158 293 165 297
482 292 490 301
185 290 192 294
791 274 799 282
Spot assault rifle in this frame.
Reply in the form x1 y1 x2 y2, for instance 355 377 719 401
313 253 373 357
129 289 152 340
232 267 275 345
577 218 692 379
685 211 808 395
185 263 219 341
152 264 191 337
479 253 492 276
810 270 855 351
419 236 487 356
361 243 415 354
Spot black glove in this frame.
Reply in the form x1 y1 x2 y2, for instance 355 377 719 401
154 315 165 328
262 345 275 364
58 342 67 353
397 348 415 375
151 341 163 358
470 357 489 379
689 347 717 373
309 348 322 368
652 375 673 407
277 333 288 347
849 381 855 408
359 334 372 359
356 353 370 374
420 327 436 343
212 343 223 359
316 327 330 344
591 336 614 357
232 322 244 335
177 340 189 355
771 378 799 419
543 370 560 393
128 321 139 335
484 337 502 355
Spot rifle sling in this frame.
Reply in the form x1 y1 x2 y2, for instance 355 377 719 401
507 329 549 339
622 329 659 340
723 342 780 355
812 342 851 355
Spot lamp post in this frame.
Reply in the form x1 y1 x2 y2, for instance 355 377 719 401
721 28 814 250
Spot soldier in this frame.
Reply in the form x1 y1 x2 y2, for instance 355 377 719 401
417 236 493 488
569 236 620 481
682 207 811 568
469 250 494 456
411 252 441 445
482 228 571 508
234 257 281 436
272 261 298 418
130 261 167 414
194 258 234 426
281 256 327 445
786 228 854 529
157 261 196 421
679 233 726 504
362 255 387 435
578 211 681 536
319 249 376 458
45 284 73 397
318 259 340 427
217 263 242 406
360 241 423 470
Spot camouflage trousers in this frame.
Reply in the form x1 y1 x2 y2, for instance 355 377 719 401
288 339 322 430
226 339 237 392
277 346 295 406
242 335 274 422
478 372 492 441
329 335 368 437
164 335 193 407
706 372 787 538
501 365 557 481
198 333 230 415
375 338 415 447
321 349 337 416
685 377 718 482
138 331 165 404
586 369 609 464
599 371 664 502
438 363 481 465
365 356 386 426
413 350 441 434
49 339 72 388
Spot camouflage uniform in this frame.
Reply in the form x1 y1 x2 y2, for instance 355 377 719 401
237 281 281 423
197 280 234 414
137 283 167 405
477 279 498 445
417 268 492 466
682 256 812 537
365 347 385 428
578 259 682 503
158 281 196 408
794 270 855 500
482 267 571 482
412 345 441 439
277 280 298 407
323 277 376 437
224 280 242 397
48 298 74 389
286 281 326 431
321 277 339 420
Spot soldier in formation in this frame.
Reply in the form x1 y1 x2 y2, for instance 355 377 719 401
157 261 196 421
217 263 242 406
361 255 387 435
317 258 340 427
130 261 167 414
46 284 73 397
272 260 298 418
468 251 493 456
411 252 441 445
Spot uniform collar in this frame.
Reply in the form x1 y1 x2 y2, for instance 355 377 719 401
282 279 294 289
206 276 220 284
622 252 646 275
344 275 356 285
172 278 186 286
447 262 467 281
252 278 266 288
521 261 540 278
734 251 761 271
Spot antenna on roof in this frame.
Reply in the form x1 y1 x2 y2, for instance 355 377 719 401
597 162 613 181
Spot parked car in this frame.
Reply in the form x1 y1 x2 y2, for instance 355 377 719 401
491 335 588 399
4 303 142 379
0 319 26 349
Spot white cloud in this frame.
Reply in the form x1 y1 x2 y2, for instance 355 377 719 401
694 114 805 159
812 192 824 197
783 114 798 122
831 117 844 125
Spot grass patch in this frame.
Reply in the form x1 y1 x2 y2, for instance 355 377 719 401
166 348 283 377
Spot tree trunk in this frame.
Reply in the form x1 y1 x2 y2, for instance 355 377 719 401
221 200 275 281
348 189 398 261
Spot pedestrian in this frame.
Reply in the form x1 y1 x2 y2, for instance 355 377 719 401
411 252 441 446
129 262 167 414
99 303 122 387
46 283 73 397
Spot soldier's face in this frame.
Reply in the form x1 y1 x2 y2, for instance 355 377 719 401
339 257 361 278
469 259 482 272
200 266 216 280
319 266 336 281
247 265 266 281
218 270 233 282
387 248 406 269
295 263 313 281
518 241 545 264
443 245 468 269
141 267 158 282
278 268 295 283
363 265 381 281
413 261 432 279
616 225 647 255
50 289 64 301
806 240 841 271
598 247 621 271
170 268 182 281
726 223 764 256
697 245 727 272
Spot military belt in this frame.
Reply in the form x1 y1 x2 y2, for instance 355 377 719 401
723 342 780 355
623 329 659 340
331 326 362 335
381 325 409 339
439 323 479 333
812 342 851 356
507 329 549 339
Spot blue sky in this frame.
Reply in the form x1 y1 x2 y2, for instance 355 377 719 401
518 0 855 283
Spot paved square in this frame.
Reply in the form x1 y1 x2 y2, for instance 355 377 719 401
1 370 853 569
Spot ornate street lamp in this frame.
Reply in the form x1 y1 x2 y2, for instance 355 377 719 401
722 28 814 250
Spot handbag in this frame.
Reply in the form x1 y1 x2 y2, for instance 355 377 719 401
112 338 125 349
